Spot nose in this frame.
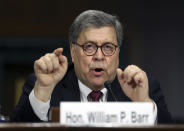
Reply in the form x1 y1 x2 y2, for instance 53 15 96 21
92 47 104 61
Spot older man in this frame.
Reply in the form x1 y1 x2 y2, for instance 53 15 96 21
13 10 171 123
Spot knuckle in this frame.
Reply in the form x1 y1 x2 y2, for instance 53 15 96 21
43 55 51 62
50 53 56 58
34 59 39 64
35 59 42 65
45 53 51 56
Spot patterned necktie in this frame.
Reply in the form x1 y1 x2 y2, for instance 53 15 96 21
89 90 103 102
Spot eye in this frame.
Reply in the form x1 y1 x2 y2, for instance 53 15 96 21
84 43 95 51
103 44 114 51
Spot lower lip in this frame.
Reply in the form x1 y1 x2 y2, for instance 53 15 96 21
91 69 104 76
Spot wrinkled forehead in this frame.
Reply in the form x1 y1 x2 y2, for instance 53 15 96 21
77 26 118 44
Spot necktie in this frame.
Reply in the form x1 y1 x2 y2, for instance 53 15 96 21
89 90 103 102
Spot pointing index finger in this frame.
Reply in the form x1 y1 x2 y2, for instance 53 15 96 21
53 48 63 56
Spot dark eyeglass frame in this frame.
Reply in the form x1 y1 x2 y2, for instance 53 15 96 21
73 41 119 56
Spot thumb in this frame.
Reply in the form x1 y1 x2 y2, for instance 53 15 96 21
116 68 124 80
58 55 68 65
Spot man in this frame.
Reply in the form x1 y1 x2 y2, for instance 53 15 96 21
13 10 172 123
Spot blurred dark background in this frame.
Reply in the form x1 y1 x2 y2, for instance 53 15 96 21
0 0 184 123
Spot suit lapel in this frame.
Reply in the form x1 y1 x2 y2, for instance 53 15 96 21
107 90 116 101
50 63 80 106
61 67 81 101
107 76 131 102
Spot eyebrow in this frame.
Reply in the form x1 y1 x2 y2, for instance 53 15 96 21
84 40 116 45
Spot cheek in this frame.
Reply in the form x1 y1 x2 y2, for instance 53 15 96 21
107 56 119 73
74 53 92 73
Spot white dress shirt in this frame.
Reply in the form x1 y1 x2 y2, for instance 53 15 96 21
29 80 157 123
78 80 108 102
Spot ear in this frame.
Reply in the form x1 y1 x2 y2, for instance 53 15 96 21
70 43 75 62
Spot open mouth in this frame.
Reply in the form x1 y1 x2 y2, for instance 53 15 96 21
91 68 104 76
94 68 104 72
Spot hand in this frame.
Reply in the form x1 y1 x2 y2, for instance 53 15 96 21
34 48 68 102
117 65 152 102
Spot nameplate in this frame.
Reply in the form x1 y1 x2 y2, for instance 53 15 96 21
60 102 154 127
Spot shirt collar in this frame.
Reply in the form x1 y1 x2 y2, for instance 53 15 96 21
78 79 107 102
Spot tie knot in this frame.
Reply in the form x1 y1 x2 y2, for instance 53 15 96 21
89 90 103 102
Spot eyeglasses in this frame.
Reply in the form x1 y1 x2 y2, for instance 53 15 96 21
73 41 119 56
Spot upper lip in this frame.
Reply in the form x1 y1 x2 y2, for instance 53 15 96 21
93 68 104 72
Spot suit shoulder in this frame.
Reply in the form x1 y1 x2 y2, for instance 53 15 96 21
22 73 36 95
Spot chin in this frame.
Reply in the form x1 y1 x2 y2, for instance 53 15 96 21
90 79 105 88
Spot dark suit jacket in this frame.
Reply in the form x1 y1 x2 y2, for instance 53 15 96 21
12 63 172 123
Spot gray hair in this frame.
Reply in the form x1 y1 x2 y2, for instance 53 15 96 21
69 10 123 47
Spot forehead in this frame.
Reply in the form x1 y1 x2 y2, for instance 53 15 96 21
77 26 117 44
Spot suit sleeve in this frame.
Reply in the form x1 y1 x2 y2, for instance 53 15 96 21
149 76 172 124
12 74 43 122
